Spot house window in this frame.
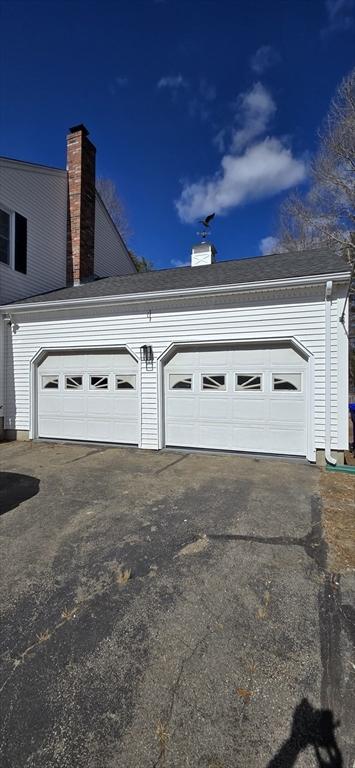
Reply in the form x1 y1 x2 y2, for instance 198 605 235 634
116 375 136 390
202 374 226 390
0 207 27 273
272 374 302 391
235 374 262 391
42 375 59 390
169 375 192 390
90 375 109 389
65 376 83 389
0 209 10 265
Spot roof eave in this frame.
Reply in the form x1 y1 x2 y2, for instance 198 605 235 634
0 270 351 314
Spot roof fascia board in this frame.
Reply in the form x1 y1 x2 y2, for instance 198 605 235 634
0 156 66 176
0 271 351 314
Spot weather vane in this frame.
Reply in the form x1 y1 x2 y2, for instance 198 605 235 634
197 212 215 243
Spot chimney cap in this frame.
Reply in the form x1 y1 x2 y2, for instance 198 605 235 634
69 123 89 136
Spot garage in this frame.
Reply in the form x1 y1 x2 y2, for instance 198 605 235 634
164 344 308 456
37 350 139 444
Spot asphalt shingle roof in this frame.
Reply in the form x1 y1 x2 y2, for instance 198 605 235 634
8 248 350 306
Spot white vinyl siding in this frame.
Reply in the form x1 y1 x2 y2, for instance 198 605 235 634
0 159 67 304
94 193 136 278
3 284 347 454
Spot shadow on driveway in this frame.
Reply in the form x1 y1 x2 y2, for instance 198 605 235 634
266 698 342 767
0 471 40 515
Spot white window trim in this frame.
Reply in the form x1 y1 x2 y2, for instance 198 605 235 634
41 375 59 391
235 373 263 391
115 374 137 390
201 373 227 392
0 203 15 270
271 373 303 393
168 374 193 391
89 375 109 390
65 375 84 390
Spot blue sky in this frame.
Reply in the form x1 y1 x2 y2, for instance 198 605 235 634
1 0 354 270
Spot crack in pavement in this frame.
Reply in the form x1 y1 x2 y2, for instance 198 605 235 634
154 454 188 475
152 629 211 768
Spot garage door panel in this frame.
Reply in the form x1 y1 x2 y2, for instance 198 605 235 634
39 394 62 415
198 397 230 420
268 427 305 455
62 396 87 417
166 397 197 419
111 396 138 418
165 344 307 456
232 396 268 421
38 417 86 440
269 347 305 365
198 349 229 366
198 423 232 449
165 421 197 447
231 424 269 452
37 351 138 445
86 397 114 417
231 348 269 367
269 398 304 422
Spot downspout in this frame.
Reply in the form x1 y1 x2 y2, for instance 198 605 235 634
325 280 337 465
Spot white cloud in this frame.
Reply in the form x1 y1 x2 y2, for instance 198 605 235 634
109 76 128 95
115 76 128 87
157 75 188 90
231 82 276 152
259 236 279 255
176 82 306 224
188 79 217 122
170 258 190 267
199 79 216 102
322 0 354 34
176 138 306 223
250 46 280 74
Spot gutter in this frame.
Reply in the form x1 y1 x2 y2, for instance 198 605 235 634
324 280 337 466
0 271 351 315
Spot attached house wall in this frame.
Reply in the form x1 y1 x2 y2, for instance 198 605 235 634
3 283 349 457
94 193 135 278
0 162 134 307
0 159 68 305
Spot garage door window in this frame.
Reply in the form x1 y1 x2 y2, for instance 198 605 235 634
65 375 83 390
116 375 136 390
169 375 192 390
42 375 59 390
202 374 226 390
235 374 262 391
90 375 109 390
272 374 302 391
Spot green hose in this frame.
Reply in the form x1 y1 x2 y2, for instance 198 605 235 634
325 463 355 475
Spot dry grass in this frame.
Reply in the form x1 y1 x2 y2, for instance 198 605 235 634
236 687 253 701
115 566 132 585
61 607 77 621
321 471 355 571
257 590 270 619
155 720 169 761
36 630 51 643
177 535 208 557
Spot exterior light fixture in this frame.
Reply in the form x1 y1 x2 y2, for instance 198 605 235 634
140 345 153 367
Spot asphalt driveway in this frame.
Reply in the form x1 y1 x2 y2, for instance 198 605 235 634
0 442 354 768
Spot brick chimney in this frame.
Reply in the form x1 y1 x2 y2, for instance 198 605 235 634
66 124 96 285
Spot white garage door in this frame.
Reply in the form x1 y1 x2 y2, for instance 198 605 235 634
164 345 307 456
37 351 139 444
